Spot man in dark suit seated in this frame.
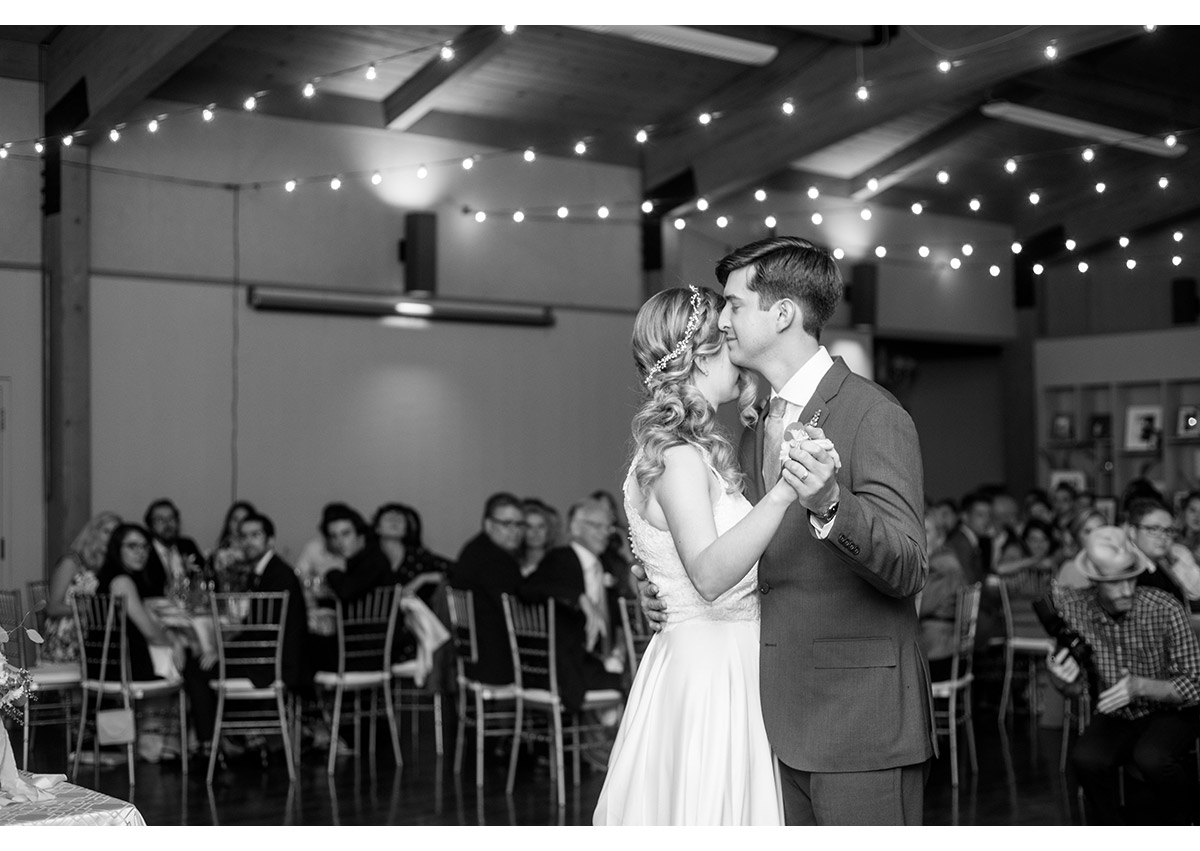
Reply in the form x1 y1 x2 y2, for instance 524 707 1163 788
521 497 625 714
447 492 526 686
143 497 205 599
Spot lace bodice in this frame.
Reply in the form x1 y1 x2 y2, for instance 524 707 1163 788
624 450 760 629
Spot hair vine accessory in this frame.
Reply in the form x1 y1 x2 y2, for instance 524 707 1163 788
645 285 705 386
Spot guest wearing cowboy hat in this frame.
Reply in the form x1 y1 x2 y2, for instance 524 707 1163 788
1047 526 1200 825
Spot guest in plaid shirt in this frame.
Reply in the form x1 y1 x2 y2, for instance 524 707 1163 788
1047 526 1200 825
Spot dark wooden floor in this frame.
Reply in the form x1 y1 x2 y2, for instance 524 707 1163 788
13 695 1093 827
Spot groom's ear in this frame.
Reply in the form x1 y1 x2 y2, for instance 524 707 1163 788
774 298 800 332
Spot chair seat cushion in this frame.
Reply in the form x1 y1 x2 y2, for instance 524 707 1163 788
1010 636 1054 653
581 689 624 706
29 663 82 688
930 674 974 698
314 670 389 688
458 676 516 700
208 677 282 697
517 687 559 706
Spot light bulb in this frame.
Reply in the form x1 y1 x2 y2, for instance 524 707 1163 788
918 246 930 258
1082 147 1094 162
856 85 869 101
148 119 159 133
698 112 712 126
674 218 686 230
34 141 44 153
475 211 486 223
781 100 795 115
764 215 777 229
202 107 214 122
1029 191 1040 205
330 177 341 190
1012 242 1022 254
962 243 973 256
243 96 256 111
936 170 950 184
440 45 455 61
1005 158 1017 174
1145 25 1157 31
365 64 377 81
1066 239 1076 251
462 157 474 170
950 258 961 270
502 25 517 34
807 186 820 200
989 265 1000 277
875 246 887 258
1159 176 1170 189
303 82 315 98
523 148 535 163
417 165 428 179
696 198 709 212
108 128 120 143
574 140 587 155
1095 182 1106 193
641 200 653 214
62 134 73 147
716 216 728 228
1078 261 1088 273
557 207 569 218
811 213 823 225
832 248 844 260
1166 134 1178 148
1119 236 1129 248
969 198 981 212
937 59 952 73
371 171 382 185
860 208 872 221
598 206 609 219
867 177 879 192
1175 231 1184 242
1033 263 1044 275
1045 44 1058 60
1126 258 1137 270
754 189 767 202
285 179 296 193
0 147 8 159
635 129 648 144
911 202 923 215
512 211 524 223
1173 255 1183 266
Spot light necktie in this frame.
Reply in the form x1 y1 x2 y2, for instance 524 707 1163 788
762 396 788 486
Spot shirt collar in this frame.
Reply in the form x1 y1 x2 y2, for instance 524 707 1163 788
771 346 833 409
570 541 600 573
254 550 275 577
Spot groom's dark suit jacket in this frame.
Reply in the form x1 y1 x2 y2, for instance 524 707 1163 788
741 356 936 773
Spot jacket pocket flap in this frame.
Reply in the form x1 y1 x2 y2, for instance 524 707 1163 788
813 637 896 669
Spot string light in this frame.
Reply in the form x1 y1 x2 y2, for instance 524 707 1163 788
34 141 44 153
108 128 120 143
512 211 524 223
1012 242 1022 254
698 112 712 126
1126 258 1137 269
1173 256 1183 266
330 177 341 190
716 216 728 228
1033 263 1044 275
866 177 879 191
502 25 517 34
523 148 535 163
950 257 961 269
911 202 923 215
937 59 952 74
754 189 767 202
1174 231 1184 242
62 134 73 147
148 119 159 133
475 211 486 223
696 198 709 212
285 179 296 192
1095 182 1106 193
574 140 587 155
961 243 973 256
416 165 428 179
807 186 820 200
243 96 256 111
440 44 455 61
1029 191 1041 205
1118 236 1129 248
674 218 686 230
1065 239 1076 250
1165 134 1178 148
635 129 648 144
856 85 869 101
936 170 950 184
1044 43 1058 60
371 171 382 185
202 107 214 122
989 265 1000 277
1078 261 1088 273
875 246 887 258
1005 158 1018 174
918 246 930 258
557 206 569 218
365 64 377 81
762 214 777 228
969 198 981 212
1145 25 1157 31
597 206 609 219
860 208 872 221
1160 176 1170 189
811 213 823 225
462 157 474 170
0 147 7 159
1081 147 1095 163
832 247 844 260
781 99 795 116
640 200 653 214
302 82 316 99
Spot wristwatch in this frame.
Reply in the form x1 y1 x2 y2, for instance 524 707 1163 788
811 500 839 525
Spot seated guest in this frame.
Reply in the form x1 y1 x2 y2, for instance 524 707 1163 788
591 488 639 606
947 491 1001 645
930 498 959 539
447 492 525 685
1051 482 1079 546
918 508 968 682
142 498 204 600
1023 489 1054 526
373 502 450 605
1057 508 1107 590
42 510 121 663
521 497 626 713
519 499 555 579
322 505 391 604
1125 498 1200 611
294 502 349 589
207 500 257 591
1179 490 1200 564
994 518 1060 575
1048 527 1200 825
989 490 1022 570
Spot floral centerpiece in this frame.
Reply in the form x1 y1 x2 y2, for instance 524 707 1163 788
1 602 46 804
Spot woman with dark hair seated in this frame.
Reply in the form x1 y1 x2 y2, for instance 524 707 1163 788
373 503 450 606
206 499 258 591
995 517 1060 575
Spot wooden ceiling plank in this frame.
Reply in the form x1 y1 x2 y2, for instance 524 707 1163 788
384 26 509 131
45 25 232 133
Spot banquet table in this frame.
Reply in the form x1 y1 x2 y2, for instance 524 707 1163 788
0 772 146 826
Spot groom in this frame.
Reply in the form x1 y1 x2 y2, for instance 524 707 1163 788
641 236 934 824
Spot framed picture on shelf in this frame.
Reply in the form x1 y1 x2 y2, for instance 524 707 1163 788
1051 413 1075 441
1177 404 1200 439
1124 404 1163 451
1049 469 1087 494
1088 413 1112 440
1094 496 1116 525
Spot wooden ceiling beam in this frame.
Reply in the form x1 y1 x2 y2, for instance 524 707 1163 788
45 25 232 134
644 26 1139 205
384 26 509 131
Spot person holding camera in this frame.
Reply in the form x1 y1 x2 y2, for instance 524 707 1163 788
1046 526 1200 825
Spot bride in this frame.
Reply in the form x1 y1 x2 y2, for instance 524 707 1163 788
593 285 807 826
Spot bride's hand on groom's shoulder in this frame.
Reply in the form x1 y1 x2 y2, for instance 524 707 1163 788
631 562 667 632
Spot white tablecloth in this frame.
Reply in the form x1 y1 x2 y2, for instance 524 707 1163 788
0 771 145 826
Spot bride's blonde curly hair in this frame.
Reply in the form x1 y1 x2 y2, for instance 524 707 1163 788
630 286 758 493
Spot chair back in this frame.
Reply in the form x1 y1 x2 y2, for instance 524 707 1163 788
26 580 51 666
501 594 558 697
209 591 289 686
333 585 398 675
71 593 128 692
445 587 479 669
999 566 1054 642
0 588 26 668
617 598 653 678
948 582 983 683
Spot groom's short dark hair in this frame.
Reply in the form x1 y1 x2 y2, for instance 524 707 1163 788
715 236 842 339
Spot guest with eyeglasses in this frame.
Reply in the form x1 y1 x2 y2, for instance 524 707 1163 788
447 492 526 685
1125 498 1200 617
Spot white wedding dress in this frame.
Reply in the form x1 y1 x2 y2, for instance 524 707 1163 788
593 452 784 825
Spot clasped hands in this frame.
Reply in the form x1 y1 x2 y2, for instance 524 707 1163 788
778 424 841 514
1047 647 1142 713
